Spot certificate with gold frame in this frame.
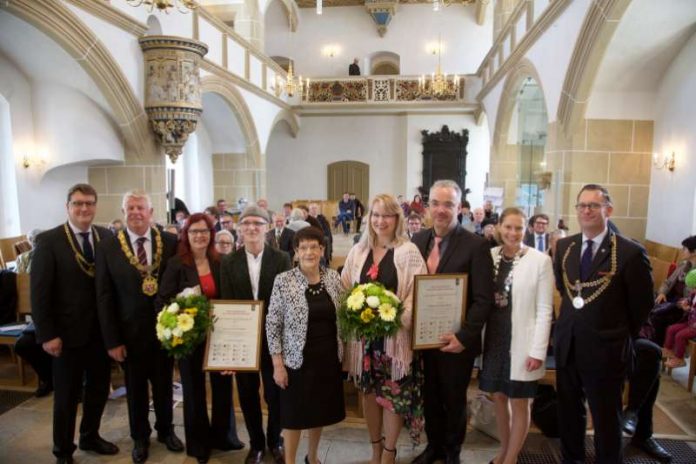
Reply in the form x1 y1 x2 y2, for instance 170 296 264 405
412 274 468 350
203 300 263 371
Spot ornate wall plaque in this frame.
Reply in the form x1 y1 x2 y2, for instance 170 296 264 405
139 35 208 163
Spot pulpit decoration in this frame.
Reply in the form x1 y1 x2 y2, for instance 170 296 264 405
139 35 208 163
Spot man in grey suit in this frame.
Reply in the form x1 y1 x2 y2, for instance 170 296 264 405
220 205 291 464
411 180 495 464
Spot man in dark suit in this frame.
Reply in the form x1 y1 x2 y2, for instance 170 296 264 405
348 58 361 75
266 213 295 261
523 213 550 252
31 183 118 464
553 184 653 464
96 190 182 464
220 205 291 464
411 180 495 464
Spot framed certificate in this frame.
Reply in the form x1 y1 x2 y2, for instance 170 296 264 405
204 300 264 371
412 273 468 350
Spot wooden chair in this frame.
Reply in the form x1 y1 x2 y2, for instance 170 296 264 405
648 256 672 293
0 235 26 269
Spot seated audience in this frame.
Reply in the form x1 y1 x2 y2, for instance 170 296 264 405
15 228 41 273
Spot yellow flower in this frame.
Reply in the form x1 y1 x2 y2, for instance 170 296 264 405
346 292 365 311
171 336 183 347
378 303 396 322
185 307 198 316
360 308 375 323
177 313 195 332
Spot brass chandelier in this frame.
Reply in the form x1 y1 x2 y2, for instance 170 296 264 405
126 0 198 14
275 60 308 98
418 37 460 99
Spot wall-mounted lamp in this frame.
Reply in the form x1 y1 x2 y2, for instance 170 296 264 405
653 151 675 172
20 151 47 170
322 45 339 58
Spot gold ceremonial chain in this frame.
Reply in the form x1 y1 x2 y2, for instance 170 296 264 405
561 234 617 306
63 223 100 277
118 228 164 296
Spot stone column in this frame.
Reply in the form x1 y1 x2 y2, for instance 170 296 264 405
139 35 208 163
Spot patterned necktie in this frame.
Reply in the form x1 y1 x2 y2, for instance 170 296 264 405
580 239 594 281
136 237 148 266
537 235 544 252
79 232 94 263
427 236 442 274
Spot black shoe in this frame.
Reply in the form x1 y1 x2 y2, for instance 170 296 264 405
55 458 73 464
245 449 265 464
197 456 210 464
411 446 445 464
132 439 149 464
36 380 53 398
212 437 245 451
79 435 119 455
270 445 285 464
157 430 184 452
631 437 672 462
445 452 461 464
621 409 639 435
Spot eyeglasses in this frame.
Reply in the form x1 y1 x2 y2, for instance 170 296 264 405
372 213 397 220
297 244 322 253
188 229 211 236
215 240 233 246
240 221 267 228
69 200 96 208
574 202 606 212
535 221 549 226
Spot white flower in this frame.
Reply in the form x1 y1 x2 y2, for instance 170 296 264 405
346 292 365 311
172 327 183 338
162 328 172 340
177 286 201 298
383 290 400 304
166 302 180 314
156 324 165 341
366 296 380 309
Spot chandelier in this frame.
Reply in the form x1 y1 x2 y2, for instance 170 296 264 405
418 38 460 99
126 0 198 14
275 60 308 98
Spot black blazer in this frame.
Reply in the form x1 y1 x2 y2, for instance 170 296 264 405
96 228 177 352
31 224 110 348
552 232 653 373
220 246 291 358
265 228 295 260
156 255 221 312
412 225 495 357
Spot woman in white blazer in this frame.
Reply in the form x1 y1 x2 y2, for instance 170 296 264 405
480 207 553 464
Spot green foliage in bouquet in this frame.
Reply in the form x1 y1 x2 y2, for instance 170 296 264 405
156 294 213 359
338 282 403 342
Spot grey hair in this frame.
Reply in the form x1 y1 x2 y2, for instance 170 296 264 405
551 229 567 239
429 180 462 203
121 189 152 210
27 228 43 245
289 208 305 222
215 229 234 241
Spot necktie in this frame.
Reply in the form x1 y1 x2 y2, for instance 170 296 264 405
276 230 281 242
537 235 544 252
580 239 593 281
79 232 94 263
136 237 148 266
427 236 442 274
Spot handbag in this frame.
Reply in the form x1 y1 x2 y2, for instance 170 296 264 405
469 392 499 441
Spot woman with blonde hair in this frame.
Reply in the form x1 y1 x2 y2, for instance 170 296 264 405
481 207 553 464
341 194 428 464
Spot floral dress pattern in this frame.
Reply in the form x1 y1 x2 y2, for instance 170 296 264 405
359 249 424 445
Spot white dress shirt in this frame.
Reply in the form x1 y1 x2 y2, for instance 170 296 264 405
68 220 93 254
246 247 264 300
581 227 609 260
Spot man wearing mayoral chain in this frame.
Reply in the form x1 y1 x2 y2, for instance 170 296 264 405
553 184 653 464
96 190 181 463
31 183 118 464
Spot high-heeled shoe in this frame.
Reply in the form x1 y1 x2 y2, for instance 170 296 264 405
304 455 322 464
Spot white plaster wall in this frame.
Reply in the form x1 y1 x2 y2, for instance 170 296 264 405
646 32 696 246
265 4 493 77
0 96 20 236
180 126 214 213
586 91 656 120
31 83 124 168
265 112 489 210
237 87 284 154
200 16 224 66
65 1 145 103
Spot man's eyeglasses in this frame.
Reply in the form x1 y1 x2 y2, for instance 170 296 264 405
69 200 96 208
574 202 606 212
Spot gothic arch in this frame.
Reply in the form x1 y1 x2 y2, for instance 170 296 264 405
201 75 261 169
263 0 300 32
268 109 299 144
556 0 632 137
0 0 156 159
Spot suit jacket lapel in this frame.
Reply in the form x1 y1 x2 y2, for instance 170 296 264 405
564 235 582 285
588 232 612 279
235 250 254 298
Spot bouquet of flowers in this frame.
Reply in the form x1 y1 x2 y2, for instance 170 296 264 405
156 286 214 359
338 282 403 342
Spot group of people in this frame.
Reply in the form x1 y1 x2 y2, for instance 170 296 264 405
19 178 681 464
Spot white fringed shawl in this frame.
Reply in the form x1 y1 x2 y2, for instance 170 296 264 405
340 240 428 381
